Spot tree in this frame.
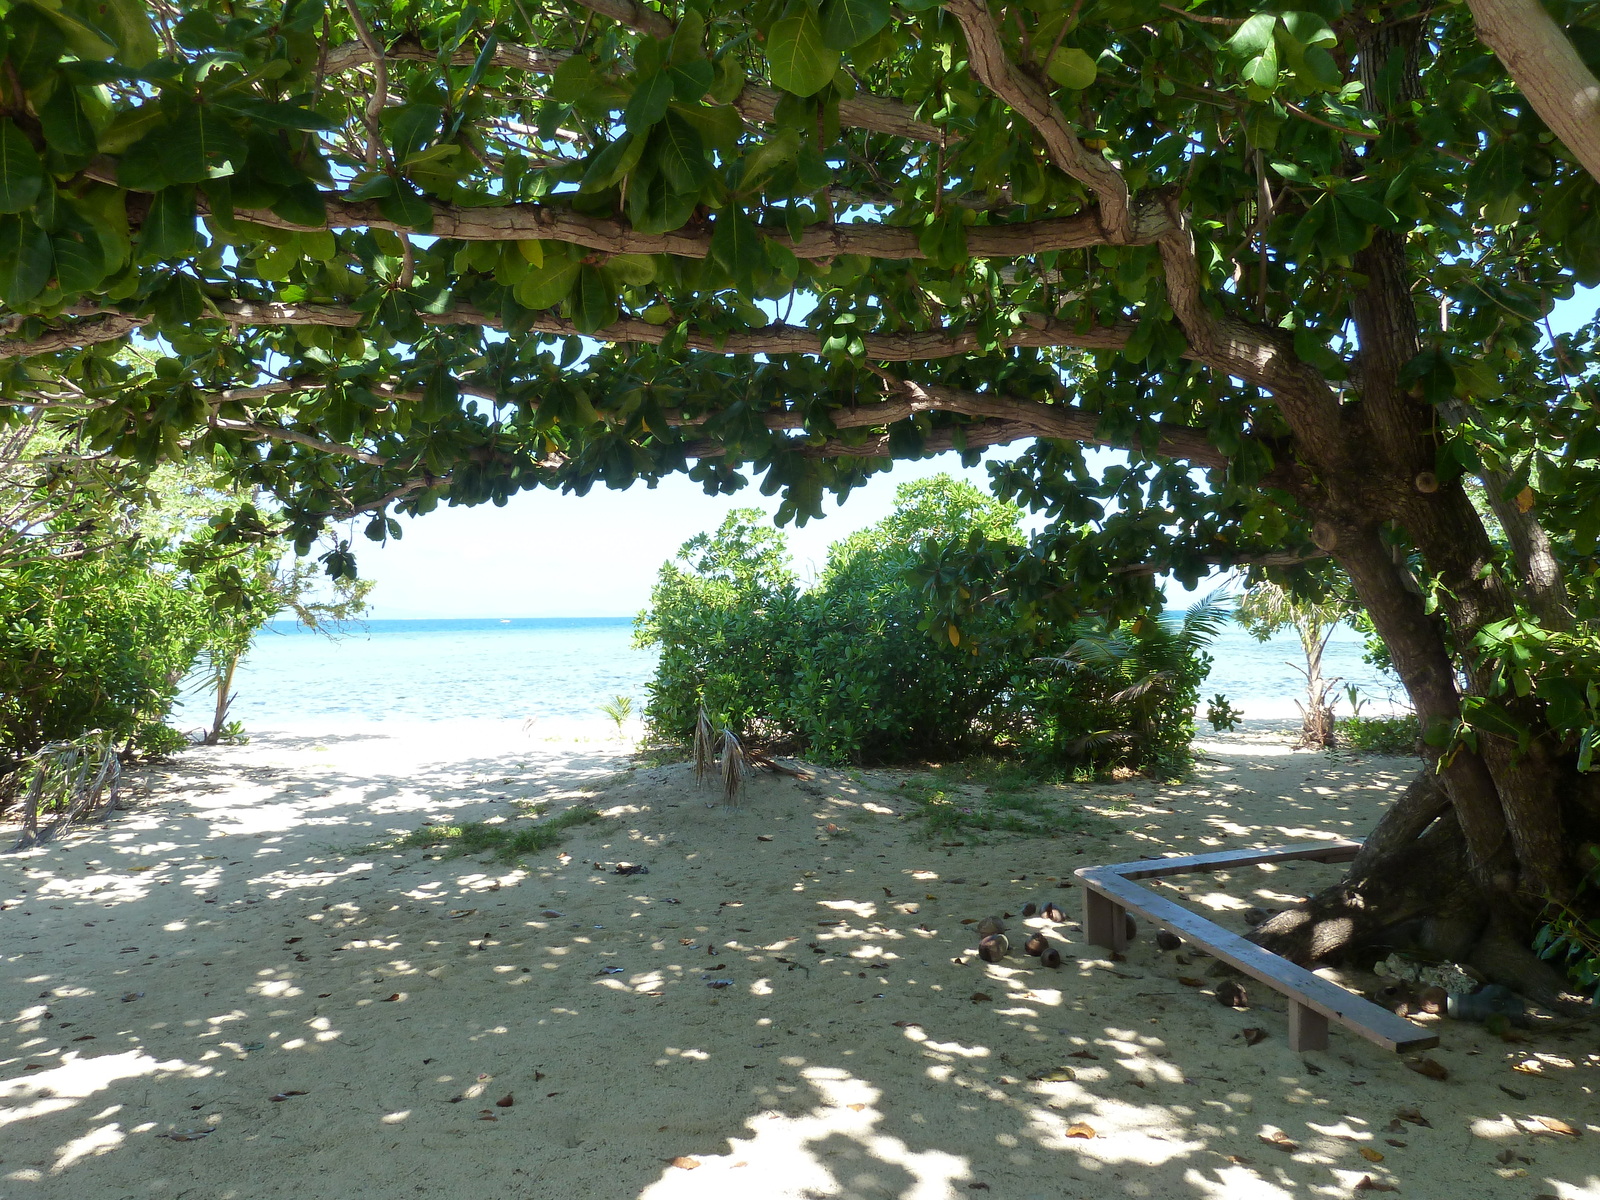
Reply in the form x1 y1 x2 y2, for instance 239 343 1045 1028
1236 578 1348 748
3 0 1600 998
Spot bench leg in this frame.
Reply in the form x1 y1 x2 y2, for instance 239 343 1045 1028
1083 889 1127 952
1288 1001 1330 1052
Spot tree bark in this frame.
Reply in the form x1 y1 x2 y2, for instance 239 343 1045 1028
1467 0 1600 186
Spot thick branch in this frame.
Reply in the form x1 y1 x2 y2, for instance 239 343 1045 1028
59 301 1135 360
208 417 389 465
947 0 1133 240
1467 0 1600 185
0 313 146 359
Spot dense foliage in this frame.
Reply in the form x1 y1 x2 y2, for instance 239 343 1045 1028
0 541 207 764
637 476 1219 772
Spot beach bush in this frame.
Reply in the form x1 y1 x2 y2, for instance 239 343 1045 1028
0 543 209 768
1340 713 1422 756
637 477 1221 774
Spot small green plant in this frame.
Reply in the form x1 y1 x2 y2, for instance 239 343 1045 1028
1345 683 1368 719
898 776 1097 841
378 806 603 861
1205 694 1243 732
599 695 635 741
216 720 250 745
1534 846 1600 1000
1340 713 1421 755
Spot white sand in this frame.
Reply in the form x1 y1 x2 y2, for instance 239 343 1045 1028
2 721 1596 1200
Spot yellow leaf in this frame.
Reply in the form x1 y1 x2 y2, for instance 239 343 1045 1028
1516 486 1535 513
947 624 961 647
1359 1146 1384 1161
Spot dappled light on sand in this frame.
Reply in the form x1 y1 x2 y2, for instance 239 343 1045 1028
3 723 1597 1198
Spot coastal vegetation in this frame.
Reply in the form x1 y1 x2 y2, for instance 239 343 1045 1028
2 0 1599 999
637 476 1224 774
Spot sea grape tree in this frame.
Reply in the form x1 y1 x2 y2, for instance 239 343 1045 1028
3 0 1600 996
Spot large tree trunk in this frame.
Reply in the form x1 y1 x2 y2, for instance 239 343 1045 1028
1245 15 1596 1004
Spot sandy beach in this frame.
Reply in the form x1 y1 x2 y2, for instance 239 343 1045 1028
2 720 1596 1200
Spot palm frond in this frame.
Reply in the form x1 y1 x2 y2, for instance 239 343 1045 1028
1065 729 1135 755
720 728 747 807
1176 589 1237 644
1108 670 1176 705
693 704 715 787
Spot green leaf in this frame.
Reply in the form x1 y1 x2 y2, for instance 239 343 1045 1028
384 102 444 163
1281 11 1337 47
737 128 801 191
665 57 715 103
513 253 582 309
142 186 198 260
711 209 765 286
767 6 840 98
625 68 675 134
5 5 66 88
601 252 657 286
0 214 52 305
51 216 105 293
567 264 619 335
653 110 707 195
68 0 160 64
820 0 890 51
38 86 96 158
270 183 327 228
1245 39 1279 90
1044 47 1097 90
153 272 205 328
579 131 645 193
166 105 247 183
1227 13 1277 58
377 180 434 231
0 119 44 215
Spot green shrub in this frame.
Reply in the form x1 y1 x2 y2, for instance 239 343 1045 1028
0 544 208 767
1535 845 1600 1001
381 806 603 861
637 477 1223 775
1339 713 1421 755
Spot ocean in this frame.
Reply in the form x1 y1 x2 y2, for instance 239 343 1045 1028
173 616 1407 734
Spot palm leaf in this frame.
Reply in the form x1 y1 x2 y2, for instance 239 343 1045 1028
693 704 715 787
720 728 747 806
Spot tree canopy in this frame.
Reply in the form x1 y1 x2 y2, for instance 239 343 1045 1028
5 0 1600 969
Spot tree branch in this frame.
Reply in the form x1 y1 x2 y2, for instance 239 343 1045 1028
1466 0 1600 186
947 0 1134 241
0 313 147 359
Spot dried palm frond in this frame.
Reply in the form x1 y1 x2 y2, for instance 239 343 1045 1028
720 728 747 807
693 704 715 787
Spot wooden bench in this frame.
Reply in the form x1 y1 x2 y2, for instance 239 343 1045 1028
1074 841 1439 1054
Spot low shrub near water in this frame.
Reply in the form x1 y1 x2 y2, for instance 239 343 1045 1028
1339 713 1422 755
637 477 1223 776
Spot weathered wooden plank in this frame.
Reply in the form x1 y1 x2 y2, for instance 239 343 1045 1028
1110 841 1364 881
1074 861 1438 1054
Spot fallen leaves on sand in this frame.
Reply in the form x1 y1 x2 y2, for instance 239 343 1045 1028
967 1183 991 1191
121 992 144 1002
269 1091 308 1102
1216 981 1250 1008
1027 1067 1077 1082
1496 1149 1532 1165
1359 1147 1385 1162
495 1094 514 1108
757 835 773 842
477 1110 498 1121
1405 1058 1449 1081
381 993 403 1002
1067 1049 1099 1060
969 992 993 1003
1392 1108 1431 1128
448 909 477 918
1064 1122 1096 1139
540 909 563 918
1177 977 1204 987
847 1103 867 1111
160 1129 213 1141
1241 1027 1268 1046
668 1156 702 1170
71 1034 96 1041
892 1020 922 1029
1258 1129 1298 1152
1353 1177 1398 1193
1531 1116 1581 1138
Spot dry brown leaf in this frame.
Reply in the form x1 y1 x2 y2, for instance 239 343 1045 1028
1353 1176 1398 1193
668 1156 701 1170
1405 1057 1449 1081
1029 1067 1077 1082
495 1093 514 1108
1241 1027 1268 1046
757 835 774 842
1532 1115 1581 1138
1067 1049 1099 1060
891 1020 922 1029
1516 486 1536 513
1177 977 1205 987
268 1091 307 1101
477 1111 498 1121
381 993 402 1002
1065 1122 1096 1139
969 992 993 1003
1258 1129 1299 1152
1359 1146 1385 1162
1394 1107 1431 1127
1384 1139 1407 1148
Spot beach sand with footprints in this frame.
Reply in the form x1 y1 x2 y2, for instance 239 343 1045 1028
2 720 1596 1199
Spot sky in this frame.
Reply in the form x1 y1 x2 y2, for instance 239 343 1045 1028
336 291 1599 620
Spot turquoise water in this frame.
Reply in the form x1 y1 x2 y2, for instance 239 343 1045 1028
174 616 1405 732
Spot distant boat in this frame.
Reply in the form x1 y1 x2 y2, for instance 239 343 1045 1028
500 619 511 624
